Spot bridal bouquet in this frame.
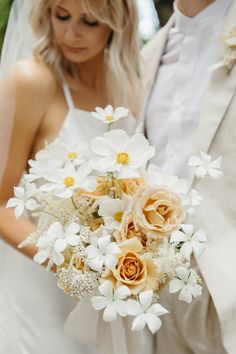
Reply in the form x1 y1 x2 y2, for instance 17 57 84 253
7 106 223 334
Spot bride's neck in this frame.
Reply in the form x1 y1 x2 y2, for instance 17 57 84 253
176 0 215 17
74 52 106 90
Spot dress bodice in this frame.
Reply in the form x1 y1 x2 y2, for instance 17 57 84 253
58 84 136 146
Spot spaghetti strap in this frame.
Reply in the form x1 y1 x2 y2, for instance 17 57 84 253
62 84 75 109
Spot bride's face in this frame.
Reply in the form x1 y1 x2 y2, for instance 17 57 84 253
50 0 112 64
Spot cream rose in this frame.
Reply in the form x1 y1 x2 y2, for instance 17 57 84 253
133 187 184 238
103 238 160 294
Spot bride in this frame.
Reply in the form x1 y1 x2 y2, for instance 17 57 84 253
0 1 151 353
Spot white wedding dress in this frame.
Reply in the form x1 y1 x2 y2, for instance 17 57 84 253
0 85 154 354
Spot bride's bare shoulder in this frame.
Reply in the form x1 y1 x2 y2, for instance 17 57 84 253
1 58 58 101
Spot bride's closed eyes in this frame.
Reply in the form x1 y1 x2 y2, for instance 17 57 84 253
55 7 99 27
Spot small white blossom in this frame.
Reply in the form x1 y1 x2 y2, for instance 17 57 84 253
169 267 202 303
7 183 38 218
170 225 207 261
91 105 129 125
126 290 168 333
34 221 80 266
86 235 121 272
91 281 131 321
90 129 155 178
188 152 223 179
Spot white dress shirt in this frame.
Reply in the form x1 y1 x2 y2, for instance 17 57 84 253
146 0 232 177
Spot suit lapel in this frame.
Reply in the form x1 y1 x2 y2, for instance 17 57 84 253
138 16 175 132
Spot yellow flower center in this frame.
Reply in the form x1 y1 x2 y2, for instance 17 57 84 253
116 152 130 165
105 115 114 122
63 176 76 187
67 152 77 159
114 211 124 223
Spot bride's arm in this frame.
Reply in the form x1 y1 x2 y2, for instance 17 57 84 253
0 60 56 260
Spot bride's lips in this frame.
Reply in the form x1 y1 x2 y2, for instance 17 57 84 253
63 44 86 54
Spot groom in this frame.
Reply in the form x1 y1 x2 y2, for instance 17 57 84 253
140 0 236 353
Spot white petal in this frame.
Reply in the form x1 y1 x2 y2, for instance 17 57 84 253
139 290 153 311
193 229 207 242
114 286 131 300
170 231 187 243
52 251 64 266
98 281 113 299
181 224 194 237
91 296 111 310
175 267 189 281
131 314 146 331
169 279 183 294
105 242 121 255
105 129 129 152
6 198 19 208
147 303 169 317
115 299 128 317
13 186 25 199
145 313 162 334
34 249 50 264
66 222 80 236
54 239 67 252
15 204 25 218
192 241 205 257
91 137 114 156
126 299 143 316
208 168 223 179
179 287 192 303
97 236 111 251
191 284 202 298
180 242 193 261
104 254 119 270
88 257 103 272
103 303 117 322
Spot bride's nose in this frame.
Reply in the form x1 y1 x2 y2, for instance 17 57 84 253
64 22 82 41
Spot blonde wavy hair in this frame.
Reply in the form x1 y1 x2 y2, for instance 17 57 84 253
30 0 141 115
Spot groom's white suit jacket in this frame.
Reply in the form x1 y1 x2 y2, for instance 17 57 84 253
140 2 236 353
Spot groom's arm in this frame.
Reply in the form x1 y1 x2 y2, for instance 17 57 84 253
0 0 14 56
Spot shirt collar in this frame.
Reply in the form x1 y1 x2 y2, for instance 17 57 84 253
174 0 233 34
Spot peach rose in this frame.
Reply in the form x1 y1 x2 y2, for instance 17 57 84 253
133 187 184 238
117 213 147 246
103 238 160 294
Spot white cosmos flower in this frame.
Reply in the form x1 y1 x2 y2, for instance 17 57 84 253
126 290 169 334
40 162 95 198
90 129 155 178
26 140 66 182
63 142 88 166
170 225 207 261
91 281 131 321
7 183 38 218
98 196 129 230
188 152 223 179
86 235 121 272
91 105 129 125
169 267 202 303
34 221 80 266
